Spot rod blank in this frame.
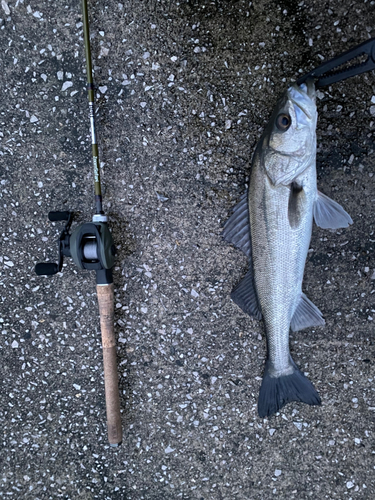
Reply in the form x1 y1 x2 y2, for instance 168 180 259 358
81 0 103 215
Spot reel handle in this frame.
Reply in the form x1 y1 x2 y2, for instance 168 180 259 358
35 262 59 276
48 211 71 222
96 283 122 447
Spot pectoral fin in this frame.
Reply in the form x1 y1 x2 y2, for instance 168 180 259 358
222 192 251 257
288 182 304 229
231 269 262 320
314 191 353 229
290 293 325 332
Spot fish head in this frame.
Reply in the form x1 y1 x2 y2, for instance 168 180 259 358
262 79 317 186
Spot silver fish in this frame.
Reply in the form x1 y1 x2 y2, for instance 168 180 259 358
223 80 352 417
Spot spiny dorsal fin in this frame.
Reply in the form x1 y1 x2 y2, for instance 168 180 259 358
223 192 251 257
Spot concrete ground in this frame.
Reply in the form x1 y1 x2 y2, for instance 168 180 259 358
0 0 374 498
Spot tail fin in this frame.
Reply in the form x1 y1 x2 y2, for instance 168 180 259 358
258 360 321 418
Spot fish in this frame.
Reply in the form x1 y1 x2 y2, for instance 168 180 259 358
223 79 353 417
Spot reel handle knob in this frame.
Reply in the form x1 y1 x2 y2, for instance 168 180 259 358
35 263 59 276
48 211 70 222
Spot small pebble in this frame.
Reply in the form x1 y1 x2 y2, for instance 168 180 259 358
1 0 10 15
61 81 73 91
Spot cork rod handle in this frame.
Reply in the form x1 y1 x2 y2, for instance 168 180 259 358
96 283 122 446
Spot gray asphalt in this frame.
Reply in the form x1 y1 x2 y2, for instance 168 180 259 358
0 0 374 499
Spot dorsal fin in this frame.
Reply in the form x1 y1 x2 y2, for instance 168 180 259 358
222 192 251 257
230 269 262 320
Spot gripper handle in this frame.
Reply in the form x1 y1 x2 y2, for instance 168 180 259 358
96 283 122 447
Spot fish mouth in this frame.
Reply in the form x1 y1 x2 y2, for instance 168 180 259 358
300 78 316 99
291 97 312 120
288 79 316 125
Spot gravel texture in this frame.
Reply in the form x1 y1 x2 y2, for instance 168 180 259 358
0 0 374 499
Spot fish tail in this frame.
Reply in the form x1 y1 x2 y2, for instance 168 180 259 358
258 359 321 418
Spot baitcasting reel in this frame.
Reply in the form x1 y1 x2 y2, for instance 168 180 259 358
35 211 116 285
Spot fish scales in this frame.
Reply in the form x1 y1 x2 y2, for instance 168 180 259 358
250 155 316 374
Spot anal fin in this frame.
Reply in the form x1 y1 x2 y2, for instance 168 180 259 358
231 269 262 320
290 293 325 332
314 191 353 229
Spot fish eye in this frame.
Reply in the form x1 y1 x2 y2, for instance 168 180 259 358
276 113 291 131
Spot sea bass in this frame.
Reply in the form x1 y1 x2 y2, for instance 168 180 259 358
223 80 352 417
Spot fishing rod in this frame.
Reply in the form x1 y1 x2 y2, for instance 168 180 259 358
35 0 122 447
